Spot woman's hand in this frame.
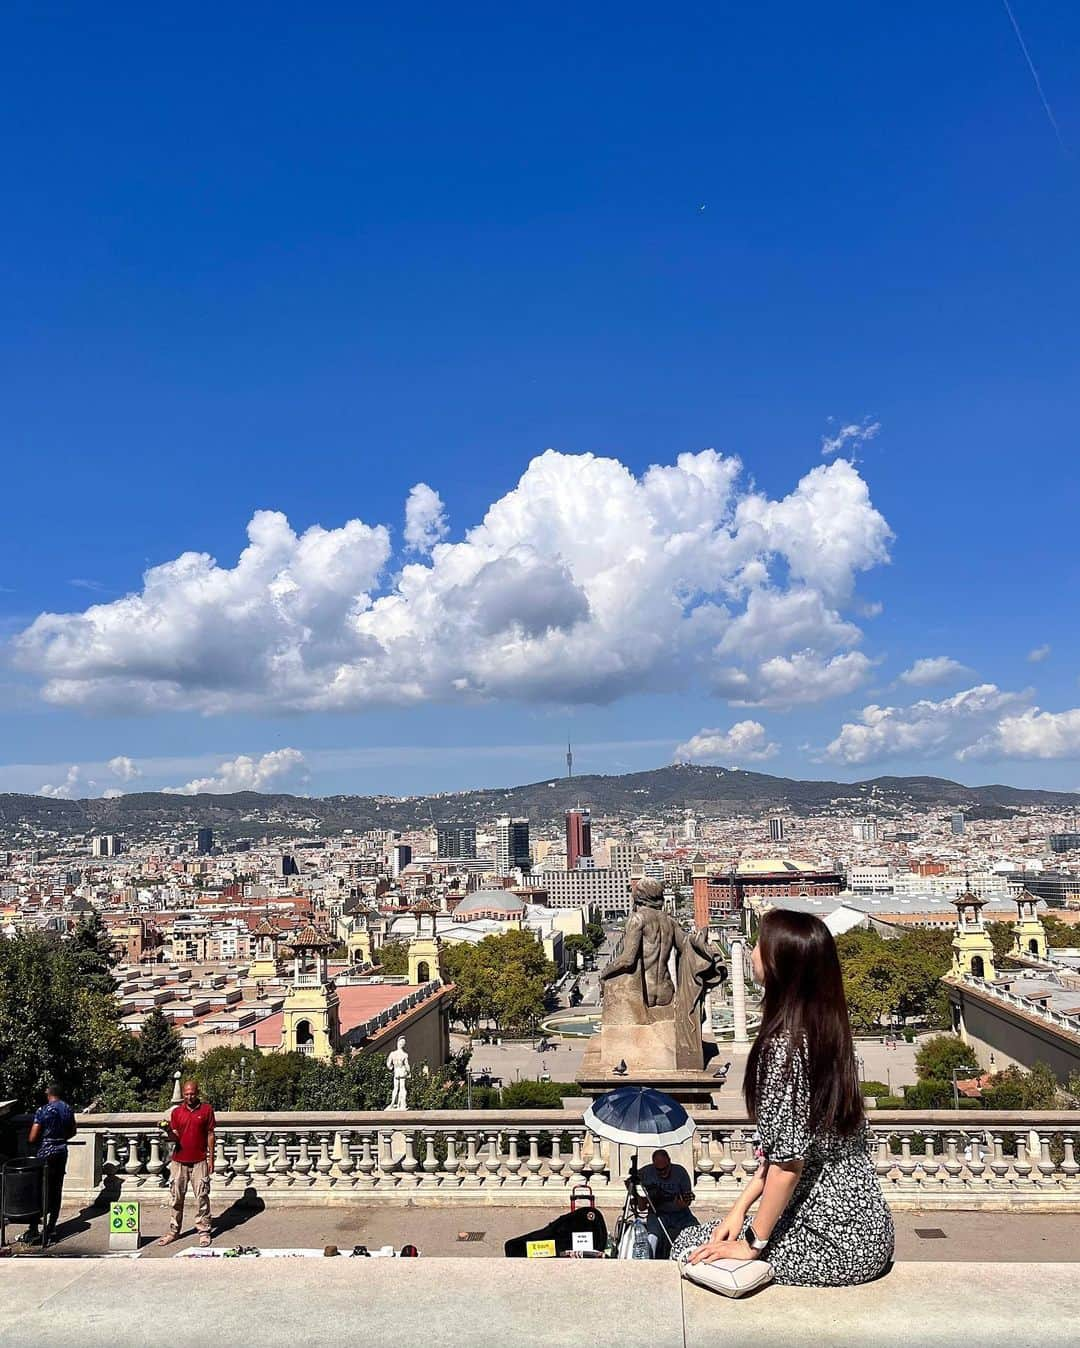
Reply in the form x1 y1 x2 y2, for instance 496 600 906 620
707 1211 745 1244
685 1237 756 1265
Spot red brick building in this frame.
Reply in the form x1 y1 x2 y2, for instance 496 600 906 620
693 861 844 928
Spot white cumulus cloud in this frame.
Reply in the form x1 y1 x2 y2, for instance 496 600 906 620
821 418 881 458
12 450 892 714
898 656 972 687
824 684 1031 764
39 765 84 798
675 721 779 764
107 755 141 781
403 482 449 555
959 707 1080 761
163 748 308 795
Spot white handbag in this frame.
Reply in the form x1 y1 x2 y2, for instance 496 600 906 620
678 1256 775 1298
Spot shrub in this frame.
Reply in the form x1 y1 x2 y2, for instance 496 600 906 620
861 1081 891 1098
903 1078 954 1110
914 1034 978 1082
500 1079 567 1109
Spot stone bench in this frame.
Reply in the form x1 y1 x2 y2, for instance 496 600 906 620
2 1260 1075 1347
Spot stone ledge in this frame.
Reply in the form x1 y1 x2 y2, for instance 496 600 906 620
1 1261 1075 1348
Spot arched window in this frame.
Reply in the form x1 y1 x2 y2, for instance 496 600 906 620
970 955 985 979
416 960 431 983
295 1019 313 1045
1029 938 1039 954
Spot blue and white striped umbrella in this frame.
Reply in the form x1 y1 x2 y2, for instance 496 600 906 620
583 1086 696 1148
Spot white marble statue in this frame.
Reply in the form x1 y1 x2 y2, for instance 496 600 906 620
387 1036 410 1110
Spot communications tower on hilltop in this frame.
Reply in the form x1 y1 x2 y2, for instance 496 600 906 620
566 740 573 779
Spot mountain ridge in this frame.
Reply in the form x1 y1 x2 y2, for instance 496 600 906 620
1 765 1076 838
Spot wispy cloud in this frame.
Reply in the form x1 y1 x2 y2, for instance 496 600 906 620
1027 643 1051 663
821 418 881 458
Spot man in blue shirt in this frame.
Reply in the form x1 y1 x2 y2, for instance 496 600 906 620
24 1084 77 1245
637 1148 698 1259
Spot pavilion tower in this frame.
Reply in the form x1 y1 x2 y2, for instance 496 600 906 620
346 905 376 965
249 917 283 980
951 890 997 981
407 899 445 986
1010 889 1047 961
280 925 340 1060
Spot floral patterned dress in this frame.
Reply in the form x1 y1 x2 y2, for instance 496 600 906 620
671 1038 894 1286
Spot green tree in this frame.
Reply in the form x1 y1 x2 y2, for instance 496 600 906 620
374 940 410 975
985 921 1015 964
915 1034 979 1082
136 1008 184 1097
982 1062 1060 1110
1043 914 1076 949
836 928 952 1030
69 912 119 994
564 935 592 970
97 1065 144 1111
0 930 123 1108
472 930 555 1034
251 1052 310 1110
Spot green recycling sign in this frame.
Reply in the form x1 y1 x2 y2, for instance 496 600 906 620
109 1201 139 1234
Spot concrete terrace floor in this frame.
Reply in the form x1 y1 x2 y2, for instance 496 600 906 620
1 1258 1076 1348
6 1198 1079 1261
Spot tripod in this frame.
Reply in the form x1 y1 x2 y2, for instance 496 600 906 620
614 1155 676 1260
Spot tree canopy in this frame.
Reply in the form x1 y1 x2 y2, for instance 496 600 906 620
835 927 953 1030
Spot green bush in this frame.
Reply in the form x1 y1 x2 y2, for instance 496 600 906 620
861 1080 891 1098
875 1095 904 1108
903 1077 954 1110
500 1079 567 1109
914 1034 978 1082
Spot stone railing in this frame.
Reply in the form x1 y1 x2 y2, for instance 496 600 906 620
961 974 1080 1035
12 1108 1079 1210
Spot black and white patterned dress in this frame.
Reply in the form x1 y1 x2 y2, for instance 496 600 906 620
671 1038 894 1286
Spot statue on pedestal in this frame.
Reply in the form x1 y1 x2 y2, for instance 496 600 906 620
387 1036 410 1110
598 878 725 1071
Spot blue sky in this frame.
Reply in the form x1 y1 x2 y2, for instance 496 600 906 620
2 4 1079 799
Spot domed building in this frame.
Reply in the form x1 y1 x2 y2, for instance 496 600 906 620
450 887 526 924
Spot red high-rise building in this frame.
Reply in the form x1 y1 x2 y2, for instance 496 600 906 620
565 808 592 870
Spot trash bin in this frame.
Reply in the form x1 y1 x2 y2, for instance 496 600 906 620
1 1157 46 1246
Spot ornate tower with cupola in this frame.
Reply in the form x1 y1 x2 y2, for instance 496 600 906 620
407 899 445 986
281 925 340 1060
1010 888 1047 961
249 917 284 980
951 890 997 981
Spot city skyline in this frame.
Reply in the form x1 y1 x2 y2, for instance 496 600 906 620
3 7 1080 798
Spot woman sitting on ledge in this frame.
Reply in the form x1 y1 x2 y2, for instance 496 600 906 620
672 909 894 1286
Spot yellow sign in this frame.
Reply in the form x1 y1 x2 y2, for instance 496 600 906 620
109 1201 139 1234
525 1239 557 1259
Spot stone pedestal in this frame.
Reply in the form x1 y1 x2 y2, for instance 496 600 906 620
576 1040 720 1107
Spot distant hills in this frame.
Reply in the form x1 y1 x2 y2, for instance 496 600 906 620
1 765 1076 840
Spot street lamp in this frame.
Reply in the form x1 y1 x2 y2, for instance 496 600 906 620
951 1065 966 1111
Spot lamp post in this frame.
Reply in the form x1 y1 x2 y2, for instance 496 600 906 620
951 1065 965 1111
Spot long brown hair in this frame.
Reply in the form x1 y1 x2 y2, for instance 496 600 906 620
744 908 864 1138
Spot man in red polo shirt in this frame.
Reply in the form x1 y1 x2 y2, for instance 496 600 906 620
157 1079 216 1247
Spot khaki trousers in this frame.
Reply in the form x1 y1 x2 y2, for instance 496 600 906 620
169 1160 212 1236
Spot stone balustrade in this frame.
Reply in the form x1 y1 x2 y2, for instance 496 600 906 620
960 973 1080 1034
11 1108 1079 1209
